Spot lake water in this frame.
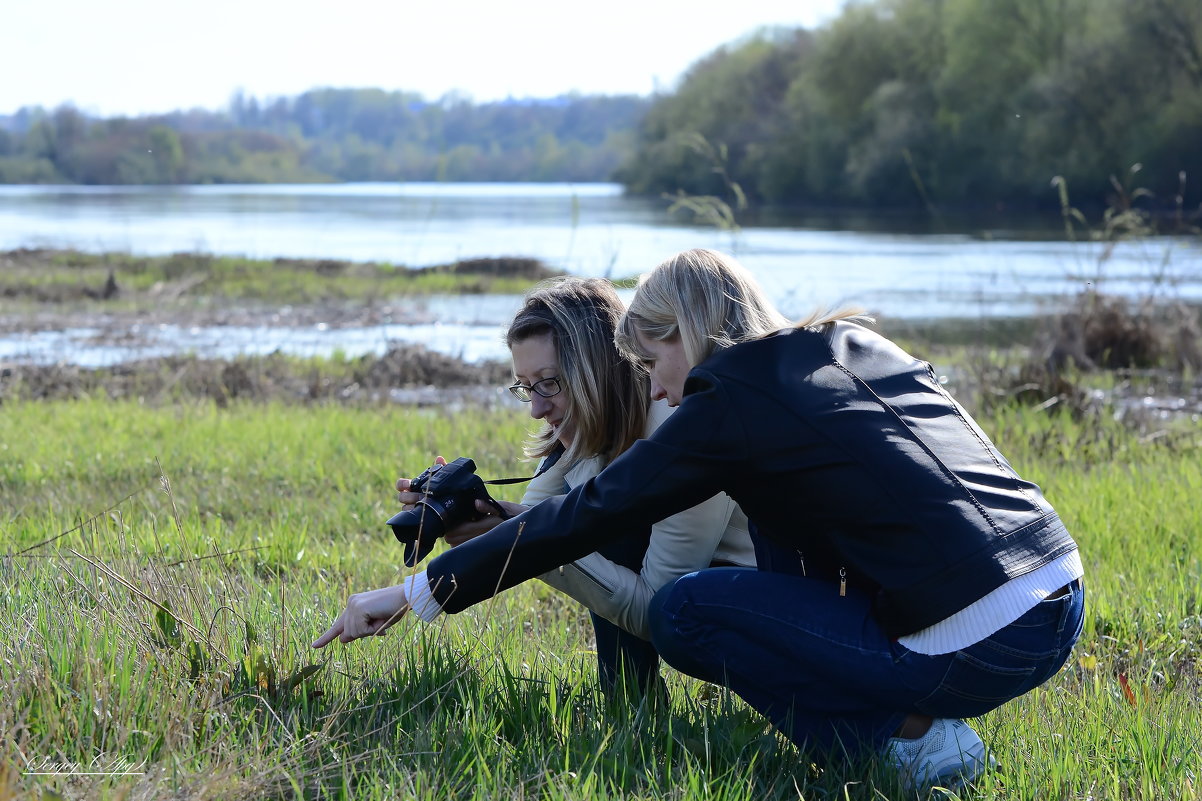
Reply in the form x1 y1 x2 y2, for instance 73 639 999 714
2 183 1199 366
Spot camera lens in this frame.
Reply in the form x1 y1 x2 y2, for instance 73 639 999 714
388 500 448 566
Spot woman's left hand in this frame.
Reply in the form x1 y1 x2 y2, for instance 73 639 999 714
312 584 409 648
443 499 529 546
396 456 448 505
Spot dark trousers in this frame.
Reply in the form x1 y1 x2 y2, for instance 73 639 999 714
591 526 661 699
649 568 1084 758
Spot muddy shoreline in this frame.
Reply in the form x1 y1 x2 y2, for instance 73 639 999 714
0 345 513 406
3 249 1200 422
0 298 518 405
5 310 1199 423
0 249 538 403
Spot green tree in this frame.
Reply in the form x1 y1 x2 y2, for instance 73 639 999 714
616 29 813 203
620 0 1201 211
148 125 184 183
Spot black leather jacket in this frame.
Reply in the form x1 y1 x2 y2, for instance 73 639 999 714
424 322 1078 638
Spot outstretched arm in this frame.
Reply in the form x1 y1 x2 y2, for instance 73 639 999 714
426 374 747 615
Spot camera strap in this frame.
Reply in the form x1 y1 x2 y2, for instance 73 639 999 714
477 444 566 519
481 443 565 486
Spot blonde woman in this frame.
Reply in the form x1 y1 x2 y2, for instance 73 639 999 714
317 251 1082 792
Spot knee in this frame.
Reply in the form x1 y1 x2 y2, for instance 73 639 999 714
648 574 700 666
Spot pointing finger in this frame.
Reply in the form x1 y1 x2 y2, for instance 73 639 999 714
312 620 344 649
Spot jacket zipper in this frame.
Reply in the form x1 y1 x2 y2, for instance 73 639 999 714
567 561 615 595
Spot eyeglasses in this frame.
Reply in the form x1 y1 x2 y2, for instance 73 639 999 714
508 376 563 402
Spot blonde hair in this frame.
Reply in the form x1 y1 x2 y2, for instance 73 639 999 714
507 277 648 466
617 248 868 367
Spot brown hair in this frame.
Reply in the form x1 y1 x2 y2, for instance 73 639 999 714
507 277 649 466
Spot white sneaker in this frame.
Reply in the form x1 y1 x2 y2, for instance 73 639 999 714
884 718 996 791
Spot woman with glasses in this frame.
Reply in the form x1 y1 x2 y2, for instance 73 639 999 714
389 276 754 698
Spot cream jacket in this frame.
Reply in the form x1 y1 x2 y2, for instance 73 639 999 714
523 400 754 640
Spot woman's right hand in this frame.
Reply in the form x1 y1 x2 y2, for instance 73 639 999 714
312 583 409 648
396 455 448 506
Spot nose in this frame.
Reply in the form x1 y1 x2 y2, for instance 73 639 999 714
649 377 667 402
530 393 553 420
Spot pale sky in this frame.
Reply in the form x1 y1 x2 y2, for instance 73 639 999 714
1 0 847 116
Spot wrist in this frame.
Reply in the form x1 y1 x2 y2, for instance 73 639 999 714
402 571 444 622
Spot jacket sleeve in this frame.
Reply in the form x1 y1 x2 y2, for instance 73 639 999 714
537 490 739 639
535 401 743 639
424 372 747 614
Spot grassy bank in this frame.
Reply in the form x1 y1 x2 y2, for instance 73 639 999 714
0 249 561 311
2 394 1199 800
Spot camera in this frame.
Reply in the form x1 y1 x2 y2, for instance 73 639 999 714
388 457 500 567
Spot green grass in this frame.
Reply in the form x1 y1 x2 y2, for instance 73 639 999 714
2 397 1200 800
0 249 557 309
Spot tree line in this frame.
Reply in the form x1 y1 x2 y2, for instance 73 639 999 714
0 90 648 185
619 0 1202 212
2 0 1199 214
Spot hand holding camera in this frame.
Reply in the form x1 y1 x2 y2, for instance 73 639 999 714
389 456 516 566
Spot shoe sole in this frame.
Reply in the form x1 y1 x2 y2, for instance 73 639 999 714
920 750 997 792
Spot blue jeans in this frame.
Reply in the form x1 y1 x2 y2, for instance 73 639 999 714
648 568 1084 757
